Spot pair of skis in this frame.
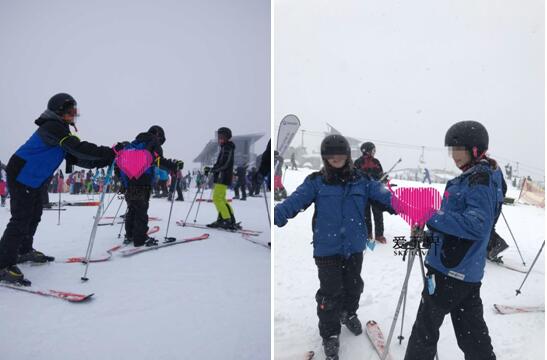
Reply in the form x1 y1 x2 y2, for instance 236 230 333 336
176 221 269 249
307 305 545 359
61 226 209 262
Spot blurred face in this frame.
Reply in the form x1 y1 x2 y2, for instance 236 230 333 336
449 146 472 169
61 107 79 125
218 135 227 145
326 154 347 168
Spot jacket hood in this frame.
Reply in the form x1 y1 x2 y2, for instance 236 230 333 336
35 109 65 127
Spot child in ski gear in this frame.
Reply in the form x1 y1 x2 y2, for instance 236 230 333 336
116 125 183 247
354 142 387 244
404 121 502 360
0 93 116 286
274 135 398 360
207 127 238 230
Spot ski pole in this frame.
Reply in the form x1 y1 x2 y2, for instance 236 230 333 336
57 175 63 226
193 174 209 223
117 206 128 239
81 162 115 282
109 195 124 226
164 177 179 242
516 240 545 296
380 158 402 182
182 183 202 226
262 181 270 227
383 247 416 360
501 211 526 266
101 191 117 217
397 249 412 345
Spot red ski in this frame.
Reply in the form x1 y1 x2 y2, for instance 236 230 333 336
119 233 210 257
493 304 545 315
0 282 94 302
366 320 393 360
63 226 161 263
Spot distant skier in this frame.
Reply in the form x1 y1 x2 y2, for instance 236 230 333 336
206 127 239 230
354 142 387 244
274 150 287 201
422 168 431 184
404 121 502 360
116 125 183 247
234 164 247 200
0 93 115 285
274 135 400 360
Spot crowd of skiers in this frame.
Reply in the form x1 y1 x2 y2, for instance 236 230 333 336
0 93 271 288
275 121 506 360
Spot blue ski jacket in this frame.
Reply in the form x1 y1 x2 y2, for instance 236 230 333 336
425 161 504 283
274 170 394 257
9 110 114 189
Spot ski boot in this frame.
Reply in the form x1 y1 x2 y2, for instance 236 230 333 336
340 311 363 335
207 214 223 228
322 335 339 360
0 265 31 286
488 238 509 261
217 219 237 231
17 249 55 264
134 237 159 247
123 234 133 245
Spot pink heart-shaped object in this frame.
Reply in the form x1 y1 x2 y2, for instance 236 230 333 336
115 149 153 180
390 186 443 227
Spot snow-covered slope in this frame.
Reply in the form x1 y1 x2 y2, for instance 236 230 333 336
274 168 544 360
0 188 271 360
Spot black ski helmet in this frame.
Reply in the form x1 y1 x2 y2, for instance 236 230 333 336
148 125 166 145
48 93 77 116
360 142 375 154
321 134 351 158
445 121 489 157
217 127 232 139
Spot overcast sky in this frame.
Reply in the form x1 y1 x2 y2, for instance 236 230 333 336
0 0 270 169
275 0 545 178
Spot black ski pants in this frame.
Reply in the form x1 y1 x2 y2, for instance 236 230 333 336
0 181 44 268
405 268 496 360
125 185 151 246
315 252 364 338
365 202 384 237
234 180 247 200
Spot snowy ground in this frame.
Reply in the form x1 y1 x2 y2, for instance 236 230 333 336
0 187 271 360
274 168 545 360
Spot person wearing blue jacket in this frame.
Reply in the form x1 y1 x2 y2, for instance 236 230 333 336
0 93 116 286
404 121 502 360
275 134 397 360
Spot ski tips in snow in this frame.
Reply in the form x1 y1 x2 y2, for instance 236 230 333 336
0 282 94 302
366 320 393 360
493 304 545 315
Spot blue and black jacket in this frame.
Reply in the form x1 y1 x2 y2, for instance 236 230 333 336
425 160 504 283
7 110 114 189
274 169 395 257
